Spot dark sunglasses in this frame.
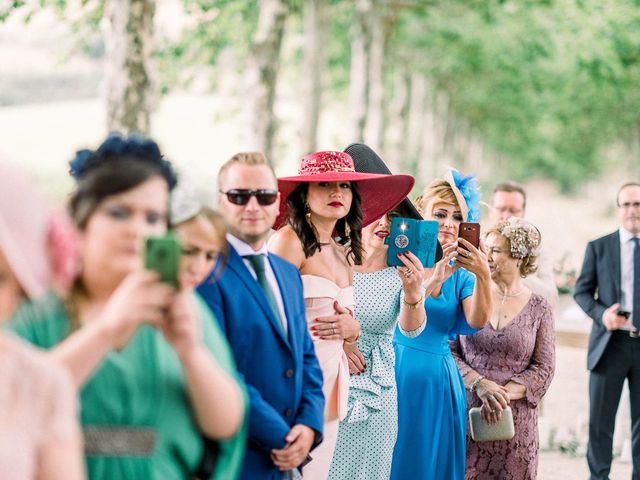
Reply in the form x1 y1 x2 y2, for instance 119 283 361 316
219 189 278 206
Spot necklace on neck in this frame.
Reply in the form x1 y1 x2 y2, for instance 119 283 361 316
493 286 525 330
493 286 524 305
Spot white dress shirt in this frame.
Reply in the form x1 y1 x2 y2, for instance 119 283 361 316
226 234 288 334
619 227 639 329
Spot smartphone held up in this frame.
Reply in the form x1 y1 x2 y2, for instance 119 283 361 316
385 217 440 268
144 233 181 289
458 222 481 250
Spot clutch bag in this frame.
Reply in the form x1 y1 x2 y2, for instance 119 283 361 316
468 406 515 442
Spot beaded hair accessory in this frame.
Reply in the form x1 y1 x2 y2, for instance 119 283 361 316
68 133 177 189
497 217 541 259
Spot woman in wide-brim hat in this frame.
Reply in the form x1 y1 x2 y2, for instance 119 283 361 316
269 150 414 480
328 144 429 480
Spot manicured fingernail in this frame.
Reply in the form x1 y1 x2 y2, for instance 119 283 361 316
405 250 411 255
397 252 402 257
310 326 316 331
312 332 318 336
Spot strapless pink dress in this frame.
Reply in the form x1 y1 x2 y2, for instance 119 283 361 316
301 275 354 480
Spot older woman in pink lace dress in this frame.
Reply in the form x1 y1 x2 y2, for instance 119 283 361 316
451 218 555 480
0 162 84 480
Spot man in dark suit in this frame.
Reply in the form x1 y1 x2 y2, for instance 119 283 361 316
575 181 640 480
198 152 324 479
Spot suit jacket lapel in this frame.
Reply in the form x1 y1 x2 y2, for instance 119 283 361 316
269 256 298 348
227 247 291 348
610 231 622 301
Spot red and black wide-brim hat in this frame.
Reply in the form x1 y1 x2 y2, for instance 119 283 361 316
274 150 415 229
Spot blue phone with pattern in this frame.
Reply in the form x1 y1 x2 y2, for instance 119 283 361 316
385 217 439 268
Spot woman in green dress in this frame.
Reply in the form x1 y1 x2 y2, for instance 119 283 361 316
10 134 246 479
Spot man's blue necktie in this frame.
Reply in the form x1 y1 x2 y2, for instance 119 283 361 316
633 238 640 331
244 254 286 334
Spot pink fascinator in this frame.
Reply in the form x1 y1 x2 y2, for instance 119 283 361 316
0 161 79 299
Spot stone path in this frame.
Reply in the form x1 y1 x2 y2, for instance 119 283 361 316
539 451 631 479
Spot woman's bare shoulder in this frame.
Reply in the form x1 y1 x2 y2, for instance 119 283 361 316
268 226 305 266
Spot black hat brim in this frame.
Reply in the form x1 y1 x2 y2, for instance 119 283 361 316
345 142 443 263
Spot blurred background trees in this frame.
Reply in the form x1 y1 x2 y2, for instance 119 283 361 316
2 0 640 190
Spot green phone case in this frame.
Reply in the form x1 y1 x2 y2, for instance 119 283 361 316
144 233 181 288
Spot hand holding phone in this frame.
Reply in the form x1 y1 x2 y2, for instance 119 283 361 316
144 233 181 289
458 222 481 250
385 217 439 268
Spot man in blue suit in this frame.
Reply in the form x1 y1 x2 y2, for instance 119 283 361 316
575 182 640 480
198 152 324 479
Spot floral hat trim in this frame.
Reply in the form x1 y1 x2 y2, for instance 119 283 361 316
298 151 354 175
497 217 542 259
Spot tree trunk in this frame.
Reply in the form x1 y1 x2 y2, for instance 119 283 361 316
104 0 155 135
386 69 410 172
433 89 451 169
349 0 372 142
406 73 426 179
419 82 437 183
364 9 385 152
300 0 327 154
245 0 289 163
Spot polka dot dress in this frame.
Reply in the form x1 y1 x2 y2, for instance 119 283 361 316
328 267 402 480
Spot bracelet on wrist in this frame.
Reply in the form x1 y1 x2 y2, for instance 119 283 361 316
344 332 360 345
470 375 485 393
402 293 424 310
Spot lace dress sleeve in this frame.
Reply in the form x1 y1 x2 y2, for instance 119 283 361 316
449 336 474 377
511 298 556 407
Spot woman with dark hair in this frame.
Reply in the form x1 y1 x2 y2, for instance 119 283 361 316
451 218 555 479
9 134 246 479
269 150 415 479
0 161 84 480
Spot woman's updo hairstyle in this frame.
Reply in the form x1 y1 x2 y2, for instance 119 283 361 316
486 217 542 277
69 133 177 230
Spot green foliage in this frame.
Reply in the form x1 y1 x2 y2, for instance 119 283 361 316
388 0 640 190
3 0 639 190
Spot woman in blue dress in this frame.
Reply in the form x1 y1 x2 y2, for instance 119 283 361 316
390 169 493 480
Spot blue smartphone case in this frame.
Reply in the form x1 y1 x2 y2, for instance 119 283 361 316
385 217 439 268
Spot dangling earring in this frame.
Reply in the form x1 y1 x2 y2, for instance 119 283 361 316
305 202 312 226
344 221 351 239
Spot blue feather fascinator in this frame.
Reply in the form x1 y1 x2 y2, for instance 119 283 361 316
444 168 481 222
